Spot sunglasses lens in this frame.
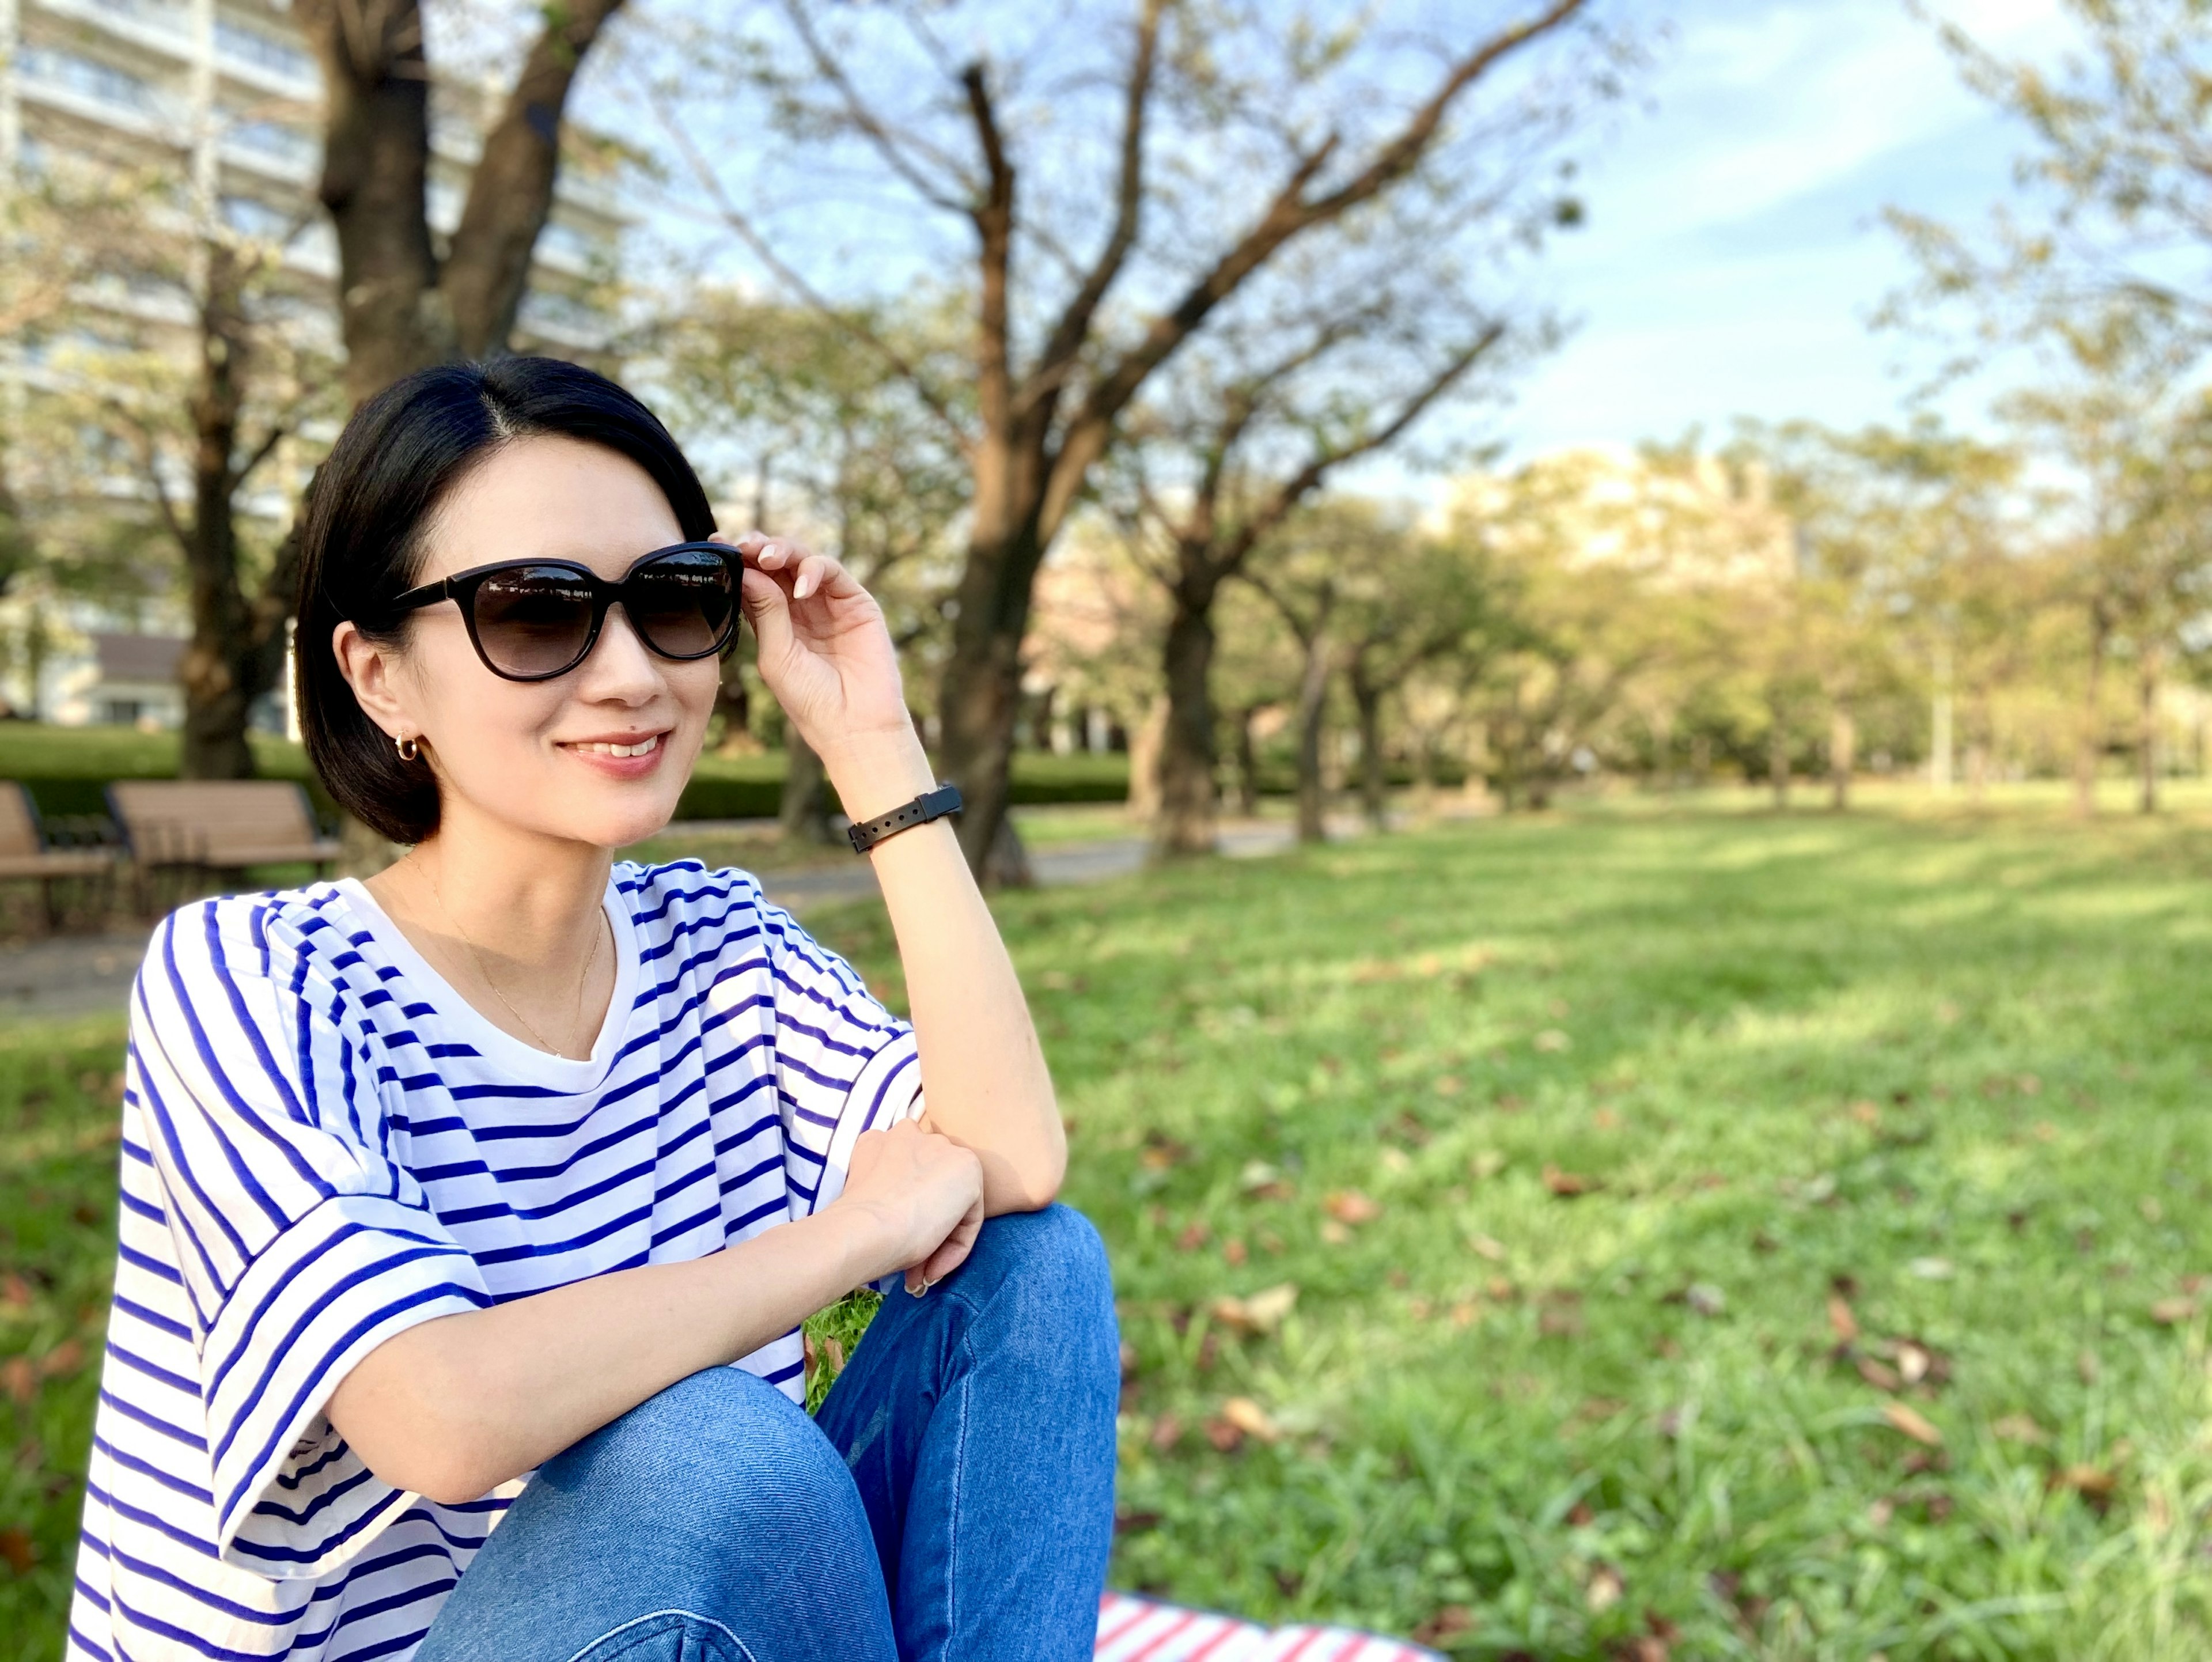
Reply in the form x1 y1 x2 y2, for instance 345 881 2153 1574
471 566 599 678
626 548 736 659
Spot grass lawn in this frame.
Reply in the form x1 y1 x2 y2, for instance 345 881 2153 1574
9 804 2212 1657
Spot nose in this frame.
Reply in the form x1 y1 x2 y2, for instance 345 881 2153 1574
574 603 662 703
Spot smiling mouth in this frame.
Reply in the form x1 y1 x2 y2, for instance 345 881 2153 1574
566 735 665 758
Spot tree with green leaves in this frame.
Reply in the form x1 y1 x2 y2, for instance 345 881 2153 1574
6 160 336 773
652 0 1630 880
656 292 969 838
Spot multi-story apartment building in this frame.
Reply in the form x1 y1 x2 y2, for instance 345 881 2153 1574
0 0 627 725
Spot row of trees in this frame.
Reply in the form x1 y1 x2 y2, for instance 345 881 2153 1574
2 0 1634 880
10 0 2212 869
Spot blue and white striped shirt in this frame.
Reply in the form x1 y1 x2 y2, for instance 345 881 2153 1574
67 862 924 1662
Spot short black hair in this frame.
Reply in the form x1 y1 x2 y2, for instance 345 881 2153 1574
296 357 717 845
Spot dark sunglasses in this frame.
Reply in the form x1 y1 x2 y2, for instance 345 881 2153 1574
382 542 741 683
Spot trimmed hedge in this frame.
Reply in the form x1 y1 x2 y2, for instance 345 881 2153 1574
0 725 1137 824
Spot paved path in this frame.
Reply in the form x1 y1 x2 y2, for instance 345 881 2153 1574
0 821 1323 1023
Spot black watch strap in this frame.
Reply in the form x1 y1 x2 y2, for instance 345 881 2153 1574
847 783 963 854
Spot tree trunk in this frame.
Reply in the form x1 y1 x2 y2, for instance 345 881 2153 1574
1828 705 1854 813
1232 706 1260 817
2138 647 2162 816
1127 695 1168 821
1154 595 1218 857
713 655 760 756
300 0 630 405
2075 609 2108 819
935 508 1047 887
779 730 834 843
1352 665 1388 832
178 247 258 781
1768 721 1790 809
1293 631 1330 844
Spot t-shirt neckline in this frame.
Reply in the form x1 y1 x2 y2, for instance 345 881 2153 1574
332 873 640 1088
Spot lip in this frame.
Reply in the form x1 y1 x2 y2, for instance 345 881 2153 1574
556 729 671 780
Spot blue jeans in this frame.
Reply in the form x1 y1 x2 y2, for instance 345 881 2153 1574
415 1205 1119 1662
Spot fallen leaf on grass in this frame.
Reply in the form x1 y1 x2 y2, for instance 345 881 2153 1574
1468 1150 1507 1181
1585 1562 1624 1612
1114 1509 1162 1534
1219 1396 1279 1443
1148 1413 1183 1452
1222 1239 1248 1267
1139 1133 1192 1172
1539 1307 1585 1338
0 1527 33 1574
1827 1294 1860 1345
1908 1257 1955 1281
1468 1233 1508 1262
1411 1606 1475 1645
1534 1028 1571 1053
1210 1284 1298 1337
1237 1160 1294 1201
2050 1464 2119 1512
2150 1296 2198 1326
1855 1354 1903 1392
1544 1166 1599 1198
1 1358 33 1406
0 1274 32 1313
1203 1416 1243 1452
1882 1402 1944 1447
1685 1284 1726 1318
1991 1413 2048 1445
1323 1190 1382 1225
1175 1221 1212 1252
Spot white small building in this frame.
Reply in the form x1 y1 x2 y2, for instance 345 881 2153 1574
54 631 186 728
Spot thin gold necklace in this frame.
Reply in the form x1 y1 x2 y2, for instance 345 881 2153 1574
420 862 607 1058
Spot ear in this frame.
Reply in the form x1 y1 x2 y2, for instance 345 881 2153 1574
332 620 413 743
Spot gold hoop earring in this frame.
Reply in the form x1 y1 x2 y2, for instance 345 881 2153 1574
395 734 421 763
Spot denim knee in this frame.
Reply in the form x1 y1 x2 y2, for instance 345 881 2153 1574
570 1610 755 1662
540 1365 861 1542
949 1204 1116 1352
976 1202 1111 1290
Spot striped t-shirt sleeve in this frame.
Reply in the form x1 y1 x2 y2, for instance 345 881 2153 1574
128 899 493 1580
756 897 925 1216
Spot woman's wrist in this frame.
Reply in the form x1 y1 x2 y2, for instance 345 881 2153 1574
817 728 938 825
804 1193 902 1290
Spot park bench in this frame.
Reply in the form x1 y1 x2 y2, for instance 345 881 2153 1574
107 781 343 898
0 782 119 929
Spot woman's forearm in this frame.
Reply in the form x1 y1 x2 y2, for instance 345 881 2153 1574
822 733 1066 1214
328 1206 878 1504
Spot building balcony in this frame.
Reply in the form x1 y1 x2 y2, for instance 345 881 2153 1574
28 0 193 69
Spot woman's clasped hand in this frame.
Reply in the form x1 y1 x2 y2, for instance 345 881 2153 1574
836 1119 986 1296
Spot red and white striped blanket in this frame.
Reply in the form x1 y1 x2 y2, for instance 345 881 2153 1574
1094 1591 1442 1661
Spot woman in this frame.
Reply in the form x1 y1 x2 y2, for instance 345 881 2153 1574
67 358 1119 1662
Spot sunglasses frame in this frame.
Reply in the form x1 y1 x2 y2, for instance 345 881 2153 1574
381 541 742 684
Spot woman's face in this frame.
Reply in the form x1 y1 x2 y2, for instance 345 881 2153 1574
335 434 722 851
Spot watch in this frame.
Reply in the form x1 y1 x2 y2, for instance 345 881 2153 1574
847 783 963 855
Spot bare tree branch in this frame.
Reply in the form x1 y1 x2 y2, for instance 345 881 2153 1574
1039 0 1590 537
778 0 974 211
645 80 975 455
1022 0 1166 412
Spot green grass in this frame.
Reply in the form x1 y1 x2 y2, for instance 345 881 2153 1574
11 805 2212 1657
809 807 2212 1658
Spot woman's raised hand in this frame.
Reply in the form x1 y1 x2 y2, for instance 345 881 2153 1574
727 533 914 766
833 1119 986 1295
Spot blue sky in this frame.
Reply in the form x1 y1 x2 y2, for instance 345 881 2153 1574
1502 0 2073 459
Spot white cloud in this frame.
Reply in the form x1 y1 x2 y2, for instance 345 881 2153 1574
1503 0 2084 456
